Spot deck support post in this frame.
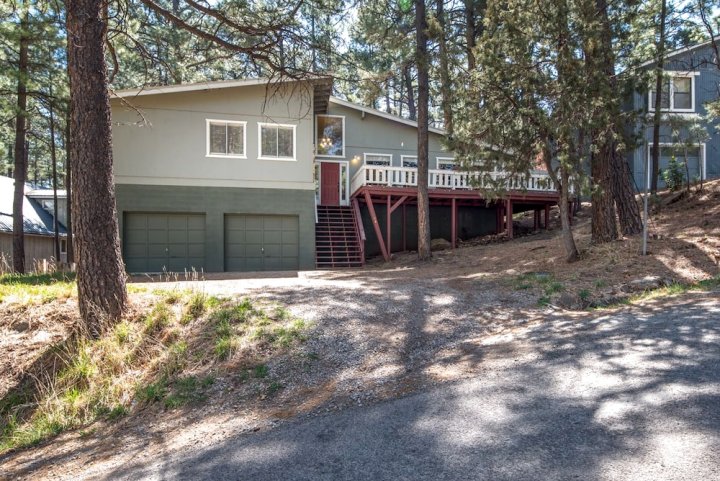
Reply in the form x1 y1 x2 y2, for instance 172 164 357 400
505 198 514 239
451 197 457 249
534 209 540 231
496 203 503 234
402 203 407 252
386 195 391 257
364 191 390 262
544 204 550 230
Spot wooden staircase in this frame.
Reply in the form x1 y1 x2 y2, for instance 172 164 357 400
315 205 364 269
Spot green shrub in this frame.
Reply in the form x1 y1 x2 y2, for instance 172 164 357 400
661 155 685 191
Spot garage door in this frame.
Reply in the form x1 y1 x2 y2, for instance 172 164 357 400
225 215 299 271
124 213 206 273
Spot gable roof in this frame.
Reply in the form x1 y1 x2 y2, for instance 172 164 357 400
639 38 718 68
0 176 66 236
112 76 332 99
329 96 446 135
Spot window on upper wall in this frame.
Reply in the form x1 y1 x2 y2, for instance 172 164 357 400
207 120 246 158
259 123 296 160
649 74 695 112
401 155 418 168
316 115 345 157
437 157 457 170
364 153 392 166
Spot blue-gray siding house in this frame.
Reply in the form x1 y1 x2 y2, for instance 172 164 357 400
628 41 720 189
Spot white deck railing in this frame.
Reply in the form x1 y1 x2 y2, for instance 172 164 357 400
350 165 557 195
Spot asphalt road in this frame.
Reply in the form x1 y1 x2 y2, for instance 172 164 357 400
101 292 720 480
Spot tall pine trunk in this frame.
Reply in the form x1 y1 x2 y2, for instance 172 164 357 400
437 0 452 136
651 0 667 194
67 0 127 335
403 64 416 121
49 87 61 262
65 109 74 264
12 9 29 274
416 0 431 260
464 0 476 70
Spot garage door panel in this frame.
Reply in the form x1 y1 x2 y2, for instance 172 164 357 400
263 230 283 244
224 214 299 272
245 216 263 229
263 244 282 257
246 231 263 244
124 213 205 273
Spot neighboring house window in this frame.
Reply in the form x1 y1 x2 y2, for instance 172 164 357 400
437 157 457 170
649 73 696 112
259 123 296 160
364 153 392 166
60 239 67 255
401 155 418 168
316 115 345 157
206 120 246 158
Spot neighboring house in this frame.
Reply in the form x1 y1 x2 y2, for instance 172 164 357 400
111 78 559 273
628 41 720 190
0 176 67 270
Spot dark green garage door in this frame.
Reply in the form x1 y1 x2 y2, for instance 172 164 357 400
225 215 299 271
124 213 206 273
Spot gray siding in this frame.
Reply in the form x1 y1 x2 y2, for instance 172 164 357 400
321 102 453 179
111 83 316 191
630 45 720 189
116 184 315 272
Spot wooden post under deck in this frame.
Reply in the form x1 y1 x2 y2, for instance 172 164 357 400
506 198 513 239
534 209 540 231
364 191 390 262
386 195 391 257
544 204 550 230
451 197 457 249
402 203 407 251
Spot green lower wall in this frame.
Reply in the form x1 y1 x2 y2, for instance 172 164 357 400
115 184 316 271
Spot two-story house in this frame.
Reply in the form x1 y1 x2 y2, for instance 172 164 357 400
111 77 559 273
628 41 720 189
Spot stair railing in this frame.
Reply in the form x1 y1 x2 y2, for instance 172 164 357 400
351 197 366 266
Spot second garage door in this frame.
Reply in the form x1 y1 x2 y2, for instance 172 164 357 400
225 215 299 271
124 213 206 273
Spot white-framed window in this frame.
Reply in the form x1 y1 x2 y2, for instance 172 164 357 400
648 72 698 112
437 157 457 170
259 123 296 161
646 142 706 187
364 153 392 166
401 155 418 168
206 119 246 158
316 115 345 158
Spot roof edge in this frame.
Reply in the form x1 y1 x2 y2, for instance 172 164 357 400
329 96 446 135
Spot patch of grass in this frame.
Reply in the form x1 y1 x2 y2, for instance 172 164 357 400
537 295 551 307
253 364 268 379
0 272 76 305
544 281 564 295
0 292 309 452
144 303 172 333
630 275 720 303
578 289 591 303
266 381 283 396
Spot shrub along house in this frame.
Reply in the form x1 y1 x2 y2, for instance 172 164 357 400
111 77 559 273
628 40 720 189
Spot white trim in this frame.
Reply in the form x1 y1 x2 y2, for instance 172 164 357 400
206 119 247 158
646 141 707 187
648 73 697 113
258 122 297 161
363 152 392 166
401 155 418 167
436 156 457 169
330 96 446 135
316 114 346 158
316 160 350 206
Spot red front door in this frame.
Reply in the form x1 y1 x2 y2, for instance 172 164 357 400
320 162 340 206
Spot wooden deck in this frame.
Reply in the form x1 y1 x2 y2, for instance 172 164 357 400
349 166 561 262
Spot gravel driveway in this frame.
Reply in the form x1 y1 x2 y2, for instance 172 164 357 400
100 287 720 481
